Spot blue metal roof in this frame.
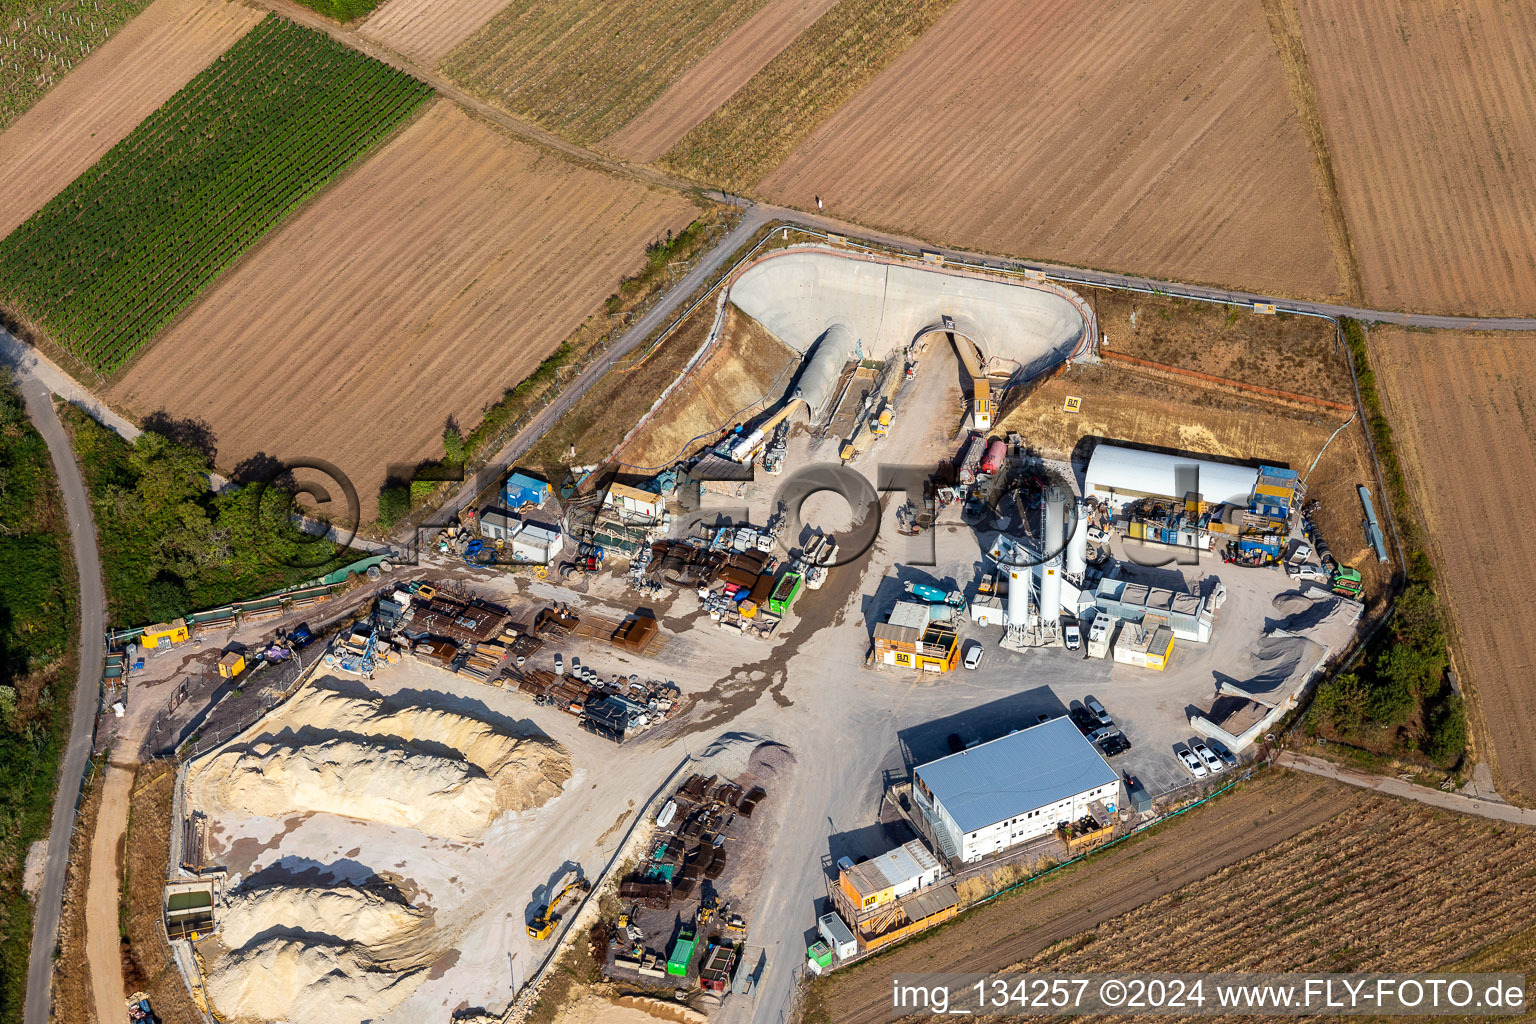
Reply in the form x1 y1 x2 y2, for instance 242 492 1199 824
915 718 1118 834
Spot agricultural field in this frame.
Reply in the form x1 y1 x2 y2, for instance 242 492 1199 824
0 15 431 376
602 0 842 164
0 0 262 239
442 0 771 146
289 0 380 21
807 773 1366 1024
357 0 510 68
660 0 958 192
0 0 147 131
752 0 1343 299
1368 329 1536 802
1004 795 1536 983
108 100 696 521
1299 0 1536 315
615 305 799 471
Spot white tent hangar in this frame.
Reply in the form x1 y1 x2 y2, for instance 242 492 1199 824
1084 444 1259 510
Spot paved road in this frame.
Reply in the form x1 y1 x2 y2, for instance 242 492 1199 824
14 369 107 1024
1278 752 1536 825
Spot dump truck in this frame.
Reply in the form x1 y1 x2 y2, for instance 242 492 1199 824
527 875 591 939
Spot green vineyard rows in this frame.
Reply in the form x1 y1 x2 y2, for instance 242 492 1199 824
0 14 432 374
0 0 149 132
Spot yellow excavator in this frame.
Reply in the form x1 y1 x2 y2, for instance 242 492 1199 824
527 875 592 940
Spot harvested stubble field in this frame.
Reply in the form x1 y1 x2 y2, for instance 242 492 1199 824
616 305 799 470
0 0 261 240
602 0 842 164
1087 289 1351 403
1368 329 1536 804
1298 0 1536 315
0 0 148 131
994 795 1536 1018
807 773 1367 1024
999 359 1386 601
109 100 696 519
443 0 771 146
755 0 1342 299
357 0 510 69
661 0 958 193
0 14 432 375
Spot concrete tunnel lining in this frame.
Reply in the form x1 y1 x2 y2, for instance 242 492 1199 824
727 249 1092 415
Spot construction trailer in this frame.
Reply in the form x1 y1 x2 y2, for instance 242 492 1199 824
480 510 564 563
216 652 245 678
1112 623 1175 670
818 912 859 960
504 470 551 509
668 928 698 977
872 617 960 673
1093 578 1214 643
141 618 190 649
829 839 959 952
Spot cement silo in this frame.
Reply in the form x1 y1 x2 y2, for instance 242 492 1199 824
1066 500 1091 578
1038 486 1068 623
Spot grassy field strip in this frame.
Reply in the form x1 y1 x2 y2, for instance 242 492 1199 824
0 14 431 375
443 0 770 145
660 0 961 191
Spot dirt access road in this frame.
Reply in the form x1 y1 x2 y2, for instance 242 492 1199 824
12 366 107 1024
810 772 1364 1024
1278 753 1536 825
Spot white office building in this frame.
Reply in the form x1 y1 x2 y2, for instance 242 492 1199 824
912 718 1120 863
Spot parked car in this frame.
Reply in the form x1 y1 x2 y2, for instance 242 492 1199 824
1070 707 1098 734
963 641 984 670
1063 623 1082 650
1085 725 1116 744
1085 696 1111 726
1087 526 1110 544
1207 738 1238 767
1288 562 1328 582
1192 741 1224 773
1099 732 1132 757
1177 748 1209 779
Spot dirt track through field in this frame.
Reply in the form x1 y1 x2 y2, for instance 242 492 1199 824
1370 330 1536 804
601 0 841 164
0 0 261 239
759 0 1341 299
818 773 1363 1024
108 99 694 518
358 0 511 68
1299 0 1536 315
86 765 132 1024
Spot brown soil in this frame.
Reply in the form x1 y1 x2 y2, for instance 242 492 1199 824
1369 329 1536 803
616 306 799 469
1086 289 1351 403
357 0 512 68
107 99 695 518
123 763 203 1024
1000 360 1387 602
1299 0 1536 315
0 0 261 239
86 766 133 1023
759 0 1343 300
1005 795 1536 986
601 0 841 164
808 772 1364 1024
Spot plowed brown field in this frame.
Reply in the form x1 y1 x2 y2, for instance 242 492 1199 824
810 773 1365 1024
0 0 261 238
358 0 510 68
759 0 1341 299
108 100 695 518
1001 797 1536 1005
601 0 841 164
1299 0 1536 315
1369 330 1536 803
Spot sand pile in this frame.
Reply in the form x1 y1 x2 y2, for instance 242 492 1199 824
205 935 427 1024
187 681 571 840
218 882 429 954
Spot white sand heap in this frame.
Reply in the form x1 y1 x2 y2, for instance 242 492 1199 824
217 883 429 954
206 935 427 1024
187 681 571 841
